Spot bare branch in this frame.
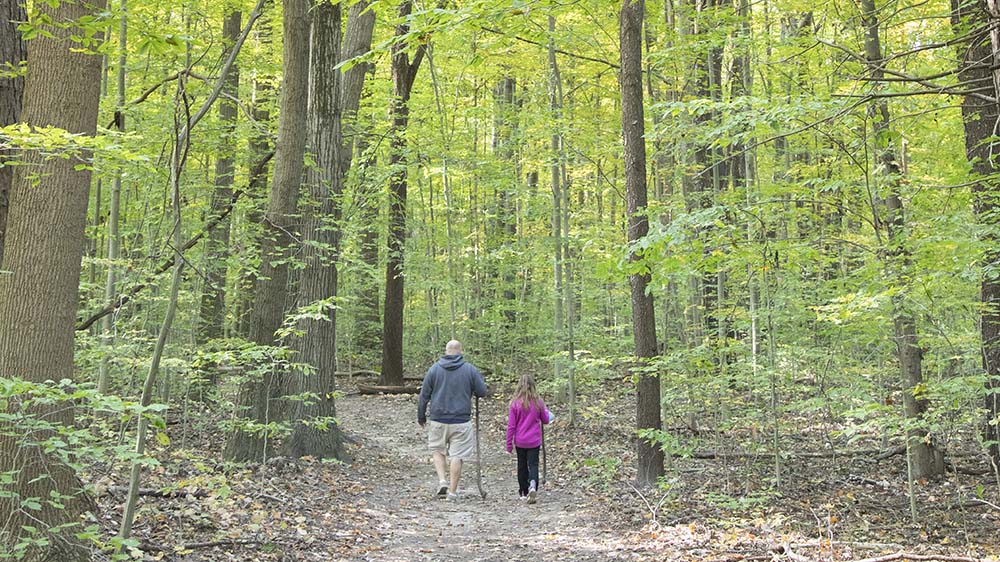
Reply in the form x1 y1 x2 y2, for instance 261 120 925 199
479 26 619 69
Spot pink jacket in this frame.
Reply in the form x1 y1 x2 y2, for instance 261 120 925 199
506 399 552 451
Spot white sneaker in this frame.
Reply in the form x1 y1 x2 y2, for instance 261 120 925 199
527 480 537 504
447 491 460 501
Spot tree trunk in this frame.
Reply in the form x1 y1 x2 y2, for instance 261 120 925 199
198 9 242 343
952 0 1000 469
234 11 276 338
494 76 518 326
0 0 26 267
96 0 128 395
119 78 188 548
286 0 343 459
861 0 944 478
286 0 373 460
620 0 664 487
0 0 105 557
380 0 427 386
225 0 310 462
548 15 566 409
345 1 381 359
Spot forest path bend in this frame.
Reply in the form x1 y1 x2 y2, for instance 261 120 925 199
338 393 650 562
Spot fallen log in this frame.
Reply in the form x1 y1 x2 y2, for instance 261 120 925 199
358 384 420 395
334 369 380 378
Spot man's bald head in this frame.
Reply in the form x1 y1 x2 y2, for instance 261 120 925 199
445 340 463 355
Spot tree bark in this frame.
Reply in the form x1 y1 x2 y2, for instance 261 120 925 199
198 8 242 343
952 0 1000 469
861 0 944 478
380 0 426 386
0 0 26 267
0 1 105 558
620 0 664 487
225 0 310 462
285 0 368 460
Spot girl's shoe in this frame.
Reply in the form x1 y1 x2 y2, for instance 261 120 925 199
436 481 448 498
527 480 537 504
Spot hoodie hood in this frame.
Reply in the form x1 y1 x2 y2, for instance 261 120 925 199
437 354 466 371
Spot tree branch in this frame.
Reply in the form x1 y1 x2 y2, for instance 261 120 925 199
76 151 274 331
479 26 619 69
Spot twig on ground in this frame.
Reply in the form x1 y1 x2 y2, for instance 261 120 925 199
843 553 988 562
966 497 1000 511
792 540 904 551
627 482 670 528
105 486 210 498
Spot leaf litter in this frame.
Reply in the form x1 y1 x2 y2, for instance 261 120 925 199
92 382 1000 561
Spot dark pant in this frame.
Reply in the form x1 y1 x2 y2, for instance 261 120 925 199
515 446 540 496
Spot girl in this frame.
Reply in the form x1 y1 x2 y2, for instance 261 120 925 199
505 375 553 504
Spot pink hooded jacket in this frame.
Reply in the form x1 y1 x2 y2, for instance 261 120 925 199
506 399 552 451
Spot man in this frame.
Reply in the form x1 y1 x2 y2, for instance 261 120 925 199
417 340 488 499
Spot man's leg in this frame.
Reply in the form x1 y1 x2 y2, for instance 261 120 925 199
449 458 463 493
433 451 448 484
427 422 449 496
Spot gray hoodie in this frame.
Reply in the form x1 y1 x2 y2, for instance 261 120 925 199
417 354 488 424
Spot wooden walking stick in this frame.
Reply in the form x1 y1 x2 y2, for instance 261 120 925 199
540 418 547 487
475 395 487 499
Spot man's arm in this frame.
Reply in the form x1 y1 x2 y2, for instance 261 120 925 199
417 369 434 425
472 366 488 398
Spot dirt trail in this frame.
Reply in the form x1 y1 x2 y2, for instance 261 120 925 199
338 393 651 562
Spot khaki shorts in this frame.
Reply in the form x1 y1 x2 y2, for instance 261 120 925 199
426 420 477 460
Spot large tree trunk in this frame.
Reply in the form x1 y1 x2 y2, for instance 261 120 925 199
861 0 944 479
0 0 105 558
198 8 242 343
225 0 310 462
952 0 1000 469
286 0 343 459
380 0 426 386
0 0 26 267
285 0 373 460
620 0 664 487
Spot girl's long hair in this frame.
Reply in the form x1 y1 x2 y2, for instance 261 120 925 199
511 374 542 411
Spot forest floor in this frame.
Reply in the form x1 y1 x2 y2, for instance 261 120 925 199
95 376 1000 561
